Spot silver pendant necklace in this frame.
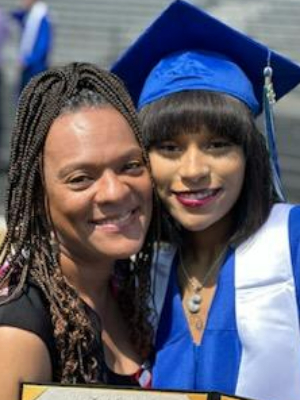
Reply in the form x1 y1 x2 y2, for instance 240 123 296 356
179 246 228 316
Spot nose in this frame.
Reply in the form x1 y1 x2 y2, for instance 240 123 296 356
94 170 131 204
179 146 210 182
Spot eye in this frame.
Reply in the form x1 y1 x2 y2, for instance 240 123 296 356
67 174 93 189
206 139 233 151
152 141 182 155
122 159 145 175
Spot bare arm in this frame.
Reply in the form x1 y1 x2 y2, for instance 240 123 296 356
0 327 52 400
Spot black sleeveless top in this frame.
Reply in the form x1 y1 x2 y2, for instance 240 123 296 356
0 282 147 386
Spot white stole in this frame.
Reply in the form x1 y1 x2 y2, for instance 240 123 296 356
19 1 48 61
235 204 300 400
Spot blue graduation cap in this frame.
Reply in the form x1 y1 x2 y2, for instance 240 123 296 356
111 0 300 201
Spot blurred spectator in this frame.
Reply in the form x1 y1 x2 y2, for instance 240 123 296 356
11 0 52 95
0 8 9 163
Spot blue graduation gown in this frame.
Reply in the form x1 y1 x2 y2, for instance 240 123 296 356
152 205 300 399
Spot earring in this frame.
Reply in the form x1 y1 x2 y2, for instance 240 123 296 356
49 230 60 260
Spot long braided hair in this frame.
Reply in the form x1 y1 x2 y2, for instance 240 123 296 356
0 62 156 383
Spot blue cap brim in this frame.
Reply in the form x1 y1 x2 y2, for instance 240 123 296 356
111 0 300 113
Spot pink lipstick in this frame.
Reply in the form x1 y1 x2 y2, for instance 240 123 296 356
175 188 221 208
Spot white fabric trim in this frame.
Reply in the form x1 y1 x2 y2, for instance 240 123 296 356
235 204 300 400
19 1 48 61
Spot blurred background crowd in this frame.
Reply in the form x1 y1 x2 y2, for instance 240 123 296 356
0 0 300 232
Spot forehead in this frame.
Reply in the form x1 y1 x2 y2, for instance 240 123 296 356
43 107 140 170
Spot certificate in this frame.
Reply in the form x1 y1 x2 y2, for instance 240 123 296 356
21 383 251 400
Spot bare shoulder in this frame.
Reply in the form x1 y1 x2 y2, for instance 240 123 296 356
0 326 52 400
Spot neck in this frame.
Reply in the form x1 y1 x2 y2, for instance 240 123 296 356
59 251 114 311
181 213 232 274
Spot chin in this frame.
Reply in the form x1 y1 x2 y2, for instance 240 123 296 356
175 217 212 233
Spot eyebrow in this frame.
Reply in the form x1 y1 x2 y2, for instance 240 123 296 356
57 146 144 179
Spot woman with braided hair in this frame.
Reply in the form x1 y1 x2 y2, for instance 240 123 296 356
0 62 154 399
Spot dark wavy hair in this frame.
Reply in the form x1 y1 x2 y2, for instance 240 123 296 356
0 62 156 383
139 90 278 246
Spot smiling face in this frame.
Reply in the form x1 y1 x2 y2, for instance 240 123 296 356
149 127 245 234
43 106 152 264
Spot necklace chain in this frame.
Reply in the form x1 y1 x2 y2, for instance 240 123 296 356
179 245 227 293
179 245 228 318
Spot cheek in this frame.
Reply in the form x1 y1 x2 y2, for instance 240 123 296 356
226 158 246 198
149 155 174 189
225 149 245 181
235 155 246 183
149 153 163 176
47 190 86 225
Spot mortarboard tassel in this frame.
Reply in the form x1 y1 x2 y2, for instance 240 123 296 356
263 62 286 202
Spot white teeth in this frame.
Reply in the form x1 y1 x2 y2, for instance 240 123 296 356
94 210 133 226
179 189 216 200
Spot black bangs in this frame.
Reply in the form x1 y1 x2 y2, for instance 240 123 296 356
139 90 254 149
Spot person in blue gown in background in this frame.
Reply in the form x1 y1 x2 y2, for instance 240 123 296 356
112 2 300 400
11 0 52 94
